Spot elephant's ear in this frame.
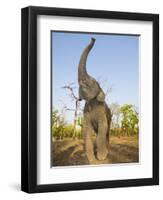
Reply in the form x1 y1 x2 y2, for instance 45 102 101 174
96 90 105 102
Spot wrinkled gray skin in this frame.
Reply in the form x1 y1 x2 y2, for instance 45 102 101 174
78 38 111 163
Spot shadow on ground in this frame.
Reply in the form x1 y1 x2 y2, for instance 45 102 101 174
52 136 139 166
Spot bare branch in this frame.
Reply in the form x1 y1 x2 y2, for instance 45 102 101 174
62 84 79 101
66 108 75 112
105 86 112 97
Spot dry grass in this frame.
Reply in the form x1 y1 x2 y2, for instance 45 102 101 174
52 135 139 166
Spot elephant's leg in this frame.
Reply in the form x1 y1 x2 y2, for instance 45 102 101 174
106 121 111 152
96 118 109 161
82 121 96 163
106 129 110 152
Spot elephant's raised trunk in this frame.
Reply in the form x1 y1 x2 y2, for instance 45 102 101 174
78 38 96 82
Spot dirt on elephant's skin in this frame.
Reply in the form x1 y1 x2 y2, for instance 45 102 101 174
52 136 139 167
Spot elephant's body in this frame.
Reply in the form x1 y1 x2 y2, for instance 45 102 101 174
83 99 111 162
84 100 111 134
78 38 111 163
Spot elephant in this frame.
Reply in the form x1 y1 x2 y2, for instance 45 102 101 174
78 38 111 163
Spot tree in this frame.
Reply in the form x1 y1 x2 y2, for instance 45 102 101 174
109 103 121 129
52 109 66 139
62 83 81 139
52 109 60 127
120 104 139 136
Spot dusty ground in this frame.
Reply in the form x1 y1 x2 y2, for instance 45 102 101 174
52 136 139 166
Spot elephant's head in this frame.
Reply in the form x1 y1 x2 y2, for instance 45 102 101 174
78 38 105 102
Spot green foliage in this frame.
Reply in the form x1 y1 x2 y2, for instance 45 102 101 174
110 104 139 136
110 128 121 136
119 104 139 136
52 104 139 139
52 109 82 140
52 109 66 139
52 124 82 140
77 116 83 127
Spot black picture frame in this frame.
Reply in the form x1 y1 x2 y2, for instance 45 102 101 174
21 6 159 193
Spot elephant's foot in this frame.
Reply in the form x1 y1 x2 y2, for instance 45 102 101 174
86 152 97 164
89 158 102 165
88 157 110 164
88 158 98 164
96 148 108 161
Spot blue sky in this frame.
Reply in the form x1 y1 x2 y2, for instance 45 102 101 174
52 32 139 123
